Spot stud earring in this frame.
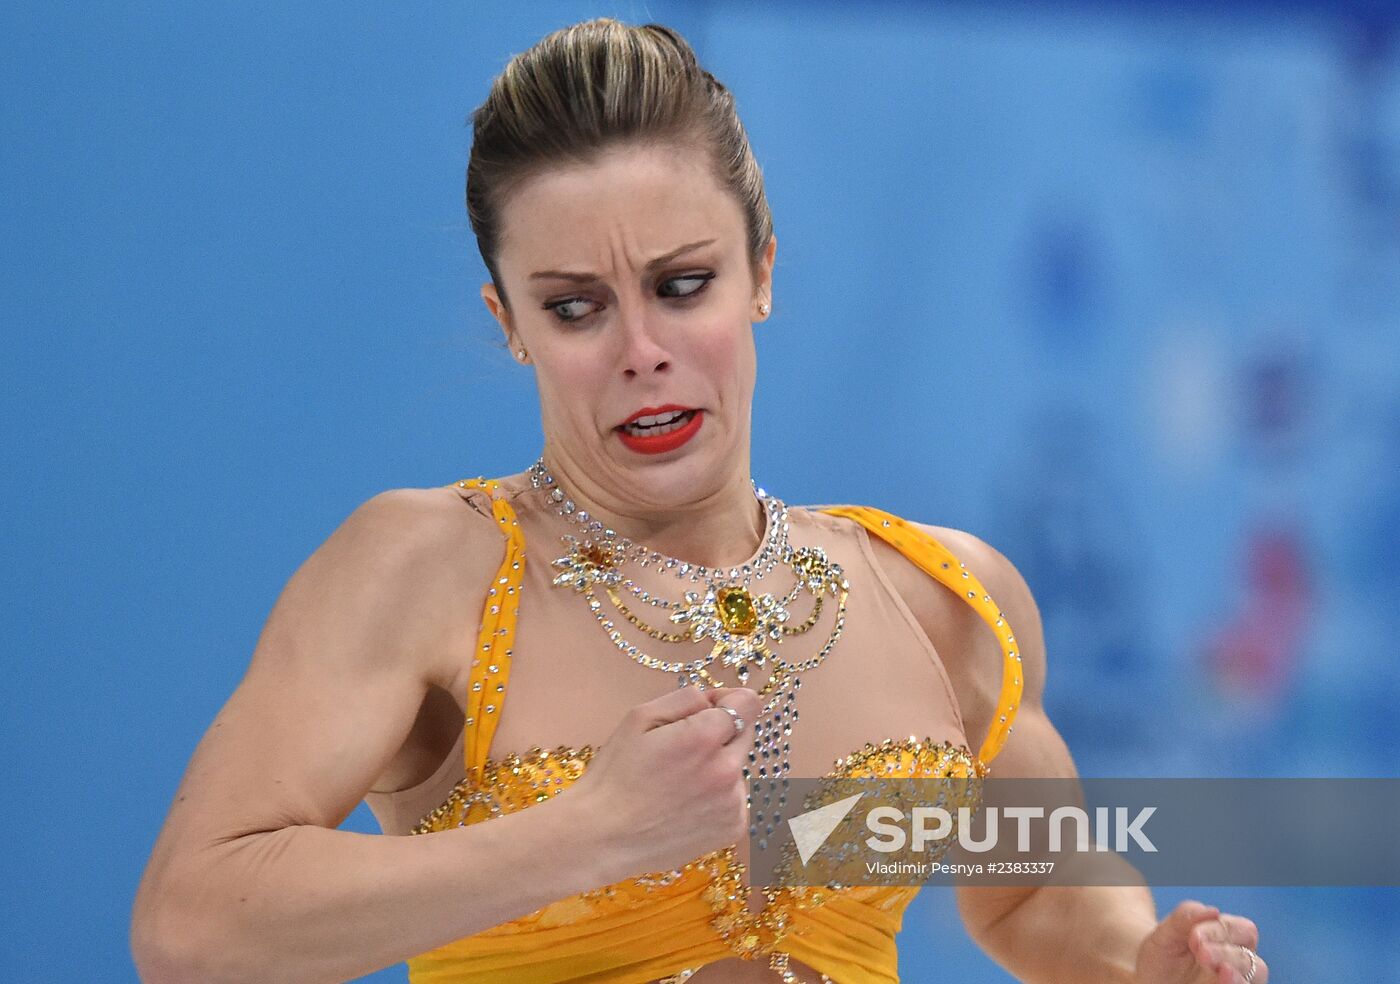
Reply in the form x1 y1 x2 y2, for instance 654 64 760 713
517 347 528 362
758 300 771 316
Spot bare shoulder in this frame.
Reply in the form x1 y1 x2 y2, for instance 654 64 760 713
322 485 495 592
347 482 493 534
293 484 505 685
135 484 507 865
913 524 1036 628
908 521 1047 707
353 482 503 556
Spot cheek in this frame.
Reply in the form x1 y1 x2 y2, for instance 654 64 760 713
694 317 756 395
535 358 607 425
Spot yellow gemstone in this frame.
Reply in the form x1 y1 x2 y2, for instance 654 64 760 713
716 586 757 634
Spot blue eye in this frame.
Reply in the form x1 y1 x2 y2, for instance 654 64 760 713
543 273 712 323
658 272 715 298
546 297 600 322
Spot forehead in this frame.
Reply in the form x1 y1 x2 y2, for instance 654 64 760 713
494 143 747 274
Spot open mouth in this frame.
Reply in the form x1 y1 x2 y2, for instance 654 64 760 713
615 408 705 454
617 408 698 437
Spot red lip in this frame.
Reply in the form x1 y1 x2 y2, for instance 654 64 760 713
615 407 704 455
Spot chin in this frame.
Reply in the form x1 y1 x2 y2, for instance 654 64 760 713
615 442 728 500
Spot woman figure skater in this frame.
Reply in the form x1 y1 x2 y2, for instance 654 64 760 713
132 18 1266 984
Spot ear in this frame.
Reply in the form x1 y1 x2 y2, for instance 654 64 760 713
753 234 777 322
481 282 521 357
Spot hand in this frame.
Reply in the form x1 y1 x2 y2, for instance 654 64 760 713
1135 900 1267 984
567 685 763 883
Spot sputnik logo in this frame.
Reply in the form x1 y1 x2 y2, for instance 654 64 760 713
786 793 865 865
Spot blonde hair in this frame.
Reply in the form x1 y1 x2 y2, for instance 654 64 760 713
466 18 772 303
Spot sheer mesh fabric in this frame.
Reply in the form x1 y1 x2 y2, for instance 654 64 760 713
362 470 1024 984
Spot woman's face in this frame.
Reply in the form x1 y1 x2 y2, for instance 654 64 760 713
483 142 775 508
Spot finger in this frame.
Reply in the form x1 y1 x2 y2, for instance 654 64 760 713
1198 912 1265 968
695 704 749 748
1192 938 1223 972
1166 900 1219 958
1227 942 1265 984
1217 913 1260 951
662 699 749 754
1174 898 1221 927
1212 938 1264 984
708 686 762 722
1194 916 1231 952
708 696 758 735
722 730 753 773
718 706 750 746
632 685 715 732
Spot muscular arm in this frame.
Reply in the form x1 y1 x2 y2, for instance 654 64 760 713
130 489 612 984
914 526 1158 984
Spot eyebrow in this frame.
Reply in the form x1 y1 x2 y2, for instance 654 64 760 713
527 239 718 283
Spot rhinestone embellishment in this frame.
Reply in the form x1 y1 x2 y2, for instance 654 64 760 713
529 457 851 847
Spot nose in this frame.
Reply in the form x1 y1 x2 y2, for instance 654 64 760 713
617 301 671 379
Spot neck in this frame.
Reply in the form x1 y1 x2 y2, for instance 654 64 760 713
534 449 765 570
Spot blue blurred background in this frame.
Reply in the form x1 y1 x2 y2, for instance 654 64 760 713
5 0 1398 979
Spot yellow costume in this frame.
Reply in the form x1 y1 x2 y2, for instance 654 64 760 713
382 477 1023 983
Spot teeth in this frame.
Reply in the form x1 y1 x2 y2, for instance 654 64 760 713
624 409 694 436
632 409 686 427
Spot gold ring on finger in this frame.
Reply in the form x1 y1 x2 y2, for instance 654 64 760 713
1242 946 1258 983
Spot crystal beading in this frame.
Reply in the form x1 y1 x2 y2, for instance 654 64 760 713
527 457 852 980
